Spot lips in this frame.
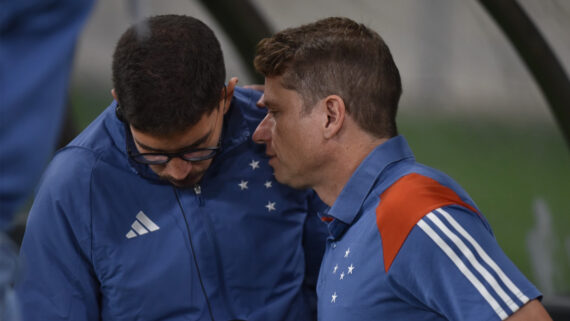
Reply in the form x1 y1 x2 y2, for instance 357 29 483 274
264 147 276 158
267 155 279 169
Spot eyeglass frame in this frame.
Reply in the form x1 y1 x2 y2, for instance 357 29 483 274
127 141 222 165
125 86 227 165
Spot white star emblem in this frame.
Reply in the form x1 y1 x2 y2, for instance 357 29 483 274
333 264 338 274
264 180 272 188
348 264 355 274
344 248 350 258
265 201 276 212
249 160 260 170
340 272 345 280
331 292 338 303
238 180 249 190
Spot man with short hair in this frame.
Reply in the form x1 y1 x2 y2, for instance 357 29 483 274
252 17 551 320
17 14 327 321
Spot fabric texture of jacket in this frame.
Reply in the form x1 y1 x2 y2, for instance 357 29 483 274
17 87 328 321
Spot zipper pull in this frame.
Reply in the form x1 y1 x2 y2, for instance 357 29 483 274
194 184 205 206
193 184 202 195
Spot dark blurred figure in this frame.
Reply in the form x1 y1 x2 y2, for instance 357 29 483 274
0 0 95 319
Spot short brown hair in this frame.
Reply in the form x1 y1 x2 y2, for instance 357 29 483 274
254 17 401 138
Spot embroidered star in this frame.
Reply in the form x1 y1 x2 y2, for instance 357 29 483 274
344 248 350 258
265 201 276 212
340 272 345 280
264 180 272 188
333 264 338 274
348 264 355 274
238 180 249 190
249 160 260 170
331 292 337 303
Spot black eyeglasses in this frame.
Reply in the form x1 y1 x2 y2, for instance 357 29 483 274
128 143 221 165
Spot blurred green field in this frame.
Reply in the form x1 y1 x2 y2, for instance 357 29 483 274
70 88 570 295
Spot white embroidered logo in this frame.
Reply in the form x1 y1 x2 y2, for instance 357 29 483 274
126 211 160 239
236 158 278 214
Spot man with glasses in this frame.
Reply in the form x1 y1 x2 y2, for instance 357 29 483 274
16 14 327 321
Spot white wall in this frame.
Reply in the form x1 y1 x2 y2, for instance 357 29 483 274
72 0 570 123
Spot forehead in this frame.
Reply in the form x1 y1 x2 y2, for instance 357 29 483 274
263 76 303 106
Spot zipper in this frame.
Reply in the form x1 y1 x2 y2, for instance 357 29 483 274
194 184 205 206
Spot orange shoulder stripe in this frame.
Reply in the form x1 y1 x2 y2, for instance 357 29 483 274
375 173 478 272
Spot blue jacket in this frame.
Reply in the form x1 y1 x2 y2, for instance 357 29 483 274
17 87 328 321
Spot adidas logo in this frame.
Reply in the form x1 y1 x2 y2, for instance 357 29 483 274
126 211 160 239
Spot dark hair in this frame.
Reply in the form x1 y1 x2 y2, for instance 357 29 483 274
112 14 225 136
254 17 401 138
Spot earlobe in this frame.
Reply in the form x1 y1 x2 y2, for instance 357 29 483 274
323 95 345 139
222 77 239 113
111 88 118 101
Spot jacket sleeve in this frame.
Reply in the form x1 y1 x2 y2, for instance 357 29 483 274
302 191 329 319
16 149 100 320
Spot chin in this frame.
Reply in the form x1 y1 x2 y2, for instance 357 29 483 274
171 181 194 188
165 174 204 188
274 172 308 190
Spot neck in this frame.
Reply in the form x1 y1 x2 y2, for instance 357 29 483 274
313 135 389 207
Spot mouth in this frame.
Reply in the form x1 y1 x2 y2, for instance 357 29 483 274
267 155 277 168
265 149 276 158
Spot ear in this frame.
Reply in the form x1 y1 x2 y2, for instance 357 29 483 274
322 95 346 139
111 88 118 101
222 77 239 114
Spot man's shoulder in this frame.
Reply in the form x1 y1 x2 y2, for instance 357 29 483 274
232 87 265 122
372 171 479 272
40 146 100 190
40 102 121 194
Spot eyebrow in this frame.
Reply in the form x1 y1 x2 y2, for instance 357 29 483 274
134 130 213 153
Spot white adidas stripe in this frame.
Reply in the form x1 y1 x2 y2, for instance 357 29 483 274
417 219 509 320
435 208 529 305
426 212 519 312
126 211 160 239
131 220 149 235
136 211 160 232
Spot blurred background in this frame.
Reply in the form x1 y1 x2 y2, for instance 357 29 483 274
5 0 570 317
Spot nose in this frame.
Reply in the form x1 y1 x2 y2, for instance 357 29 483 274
256 93 264 107
163 157 193 180
253 114 272 145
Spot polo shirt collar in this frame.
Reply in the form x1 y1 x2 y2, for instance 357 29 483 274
326 135 414 238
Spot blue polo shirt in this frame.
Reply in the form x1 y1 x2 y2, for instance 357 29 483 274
317 136 540 320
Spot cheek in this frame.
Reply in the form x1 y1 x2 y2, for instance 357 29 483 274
148 164 164 174
273 122 296 148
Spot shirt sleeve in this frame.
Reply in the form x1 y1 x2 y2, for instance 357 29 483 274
15 149 100 320
386 205 542 321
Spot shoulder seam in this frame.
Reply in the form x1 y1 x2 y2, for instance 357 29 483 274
375 173 478 273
